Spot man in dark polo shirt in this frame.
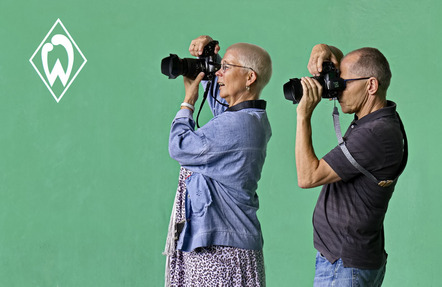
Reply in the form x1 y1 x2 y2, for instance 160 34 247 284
295 44 406 286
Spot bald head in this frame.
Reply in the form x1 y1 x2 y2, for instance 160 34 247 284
226 43 272 94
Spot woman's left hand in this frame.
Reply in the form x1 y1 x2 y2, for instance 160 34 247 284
189 35 220 57
183 72 205 107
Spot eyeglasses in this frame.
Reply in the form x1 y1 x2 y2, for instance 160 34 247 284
221 62 255 72
343 77 371 84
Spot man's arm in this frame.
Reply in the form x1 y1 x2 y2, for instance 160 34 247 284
295 117 340 188
295 77 341 188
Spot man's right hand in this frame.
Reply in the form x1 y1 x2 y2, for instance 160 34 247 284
189 35 220 57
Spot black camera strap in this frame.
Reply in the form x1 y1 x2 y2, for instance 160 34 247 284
332 103 408 187
195 80 211 128
196 80 229 128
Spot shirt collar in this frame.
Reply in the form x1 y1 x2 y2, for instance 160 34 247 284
225 100 267 112
353 100 397 125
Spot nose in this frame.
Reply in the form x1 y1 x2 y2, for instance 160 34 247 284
215 69 222 77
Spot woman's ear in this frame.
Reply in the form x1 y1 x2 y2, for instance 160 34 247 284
246 70 257 87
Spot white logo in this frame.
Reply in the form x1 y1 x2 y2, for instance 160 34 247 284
30 19 87 103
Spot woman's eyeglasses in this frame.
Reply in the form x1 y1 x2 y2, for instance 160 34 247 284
221 62 255 72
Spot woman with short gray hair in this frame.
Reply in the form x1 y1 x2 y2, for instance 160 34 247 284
164 35 272 286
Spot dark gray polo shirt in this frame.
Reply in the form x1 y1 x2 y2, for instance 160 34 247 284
314 101 405 269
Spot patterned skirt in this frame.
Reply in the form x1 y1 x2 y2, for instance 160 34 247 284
165 167 265 287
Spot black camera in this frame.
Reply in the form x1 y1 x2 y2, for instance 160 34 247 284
161 41 220 81
283 62 345 104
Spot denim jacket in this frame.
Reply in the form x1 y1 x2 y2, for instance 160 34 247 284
168 79 271 251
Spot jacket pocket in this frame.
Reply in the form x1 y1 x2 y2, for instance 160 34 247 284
186 174 213 217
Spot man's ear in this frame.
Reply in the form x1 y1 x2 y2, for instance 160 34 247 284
367 77 379 95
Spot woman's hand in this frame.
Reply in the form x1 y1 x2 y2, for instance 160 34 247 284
189 35 220 57
182 72 205 109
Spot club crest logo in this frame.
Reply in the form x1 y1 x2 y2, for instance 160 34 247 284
30 19 87 102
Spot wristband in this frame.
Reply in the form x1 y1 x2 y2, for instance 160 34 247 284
180 102 195 111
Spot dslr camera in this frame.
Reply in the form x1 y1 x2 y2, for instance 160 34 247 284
283 62 345 104
161 41 220 81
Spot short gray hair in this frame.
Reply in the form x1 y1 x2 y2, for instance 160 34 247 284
226 43 272 94
347 47 392 94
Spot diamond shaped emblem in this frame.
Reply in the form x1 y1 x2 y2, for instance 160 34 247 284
30 19 87 102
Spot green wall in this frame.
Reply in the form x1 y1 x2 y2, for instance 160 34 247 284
1 0 440 286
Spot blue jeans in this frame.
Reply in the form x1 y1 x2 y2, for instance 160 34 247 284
314 252 386 287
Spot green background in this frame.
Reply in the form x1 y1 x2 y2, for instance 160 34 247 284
0 0 439 286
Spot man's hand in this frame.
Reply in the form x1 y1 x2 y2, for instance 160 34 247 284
182 72 205 109
189 35 220 57
297 77 323 119
307 44 343 76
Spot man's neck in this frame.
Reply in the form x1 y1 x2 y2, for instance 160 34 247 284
356 97 387 119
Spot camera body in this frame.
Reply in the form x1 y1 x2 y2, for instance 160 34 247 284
283 62 345 104
161 41 220 81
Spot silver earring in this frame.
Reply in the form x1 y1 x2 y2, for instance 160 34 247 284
246 86 250 91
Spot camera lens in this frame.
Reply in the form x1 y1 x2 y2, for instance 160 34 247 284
161 54 183 79
283 78 303 104
161 54 219 80
161 54 203 79
283 62 346 104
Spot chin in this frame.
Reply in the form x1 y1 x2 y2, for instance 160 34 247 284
339 104 350 114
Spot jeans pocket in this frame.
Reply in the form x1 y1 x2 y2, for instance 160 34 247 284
315 252 327 270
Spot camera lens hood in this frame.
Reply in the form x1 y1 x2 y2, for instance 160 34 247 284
161 54 182 79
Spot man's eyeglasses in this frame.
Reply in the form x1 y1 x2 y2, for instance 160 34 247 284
343 77 371 84
221 62 255 72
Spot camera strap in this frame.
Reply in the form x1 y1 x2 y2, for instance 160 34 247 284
196 79 229 128
332 104 408 187
196 80 210 128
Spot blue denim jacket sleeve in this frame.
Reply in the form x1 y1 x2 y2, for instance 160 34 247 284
168 108 210 166
169 76 229 168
